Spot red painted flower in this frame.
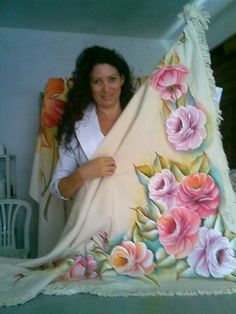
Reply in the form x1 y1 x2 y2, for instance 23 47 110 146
157 207 201 259
177 173 220 218
41 98 65 128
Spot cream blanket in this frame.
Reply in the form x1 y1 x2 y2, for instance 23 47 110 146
1 4 236 307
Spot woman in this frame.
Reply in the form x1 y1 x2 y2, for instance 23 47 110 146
50 46 134 199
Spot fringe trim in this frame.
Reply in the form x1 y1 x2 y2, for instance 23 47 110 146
42 281 236 298
178 4 236 233
2 279 236 307
2 285 236 307
179 3 222 127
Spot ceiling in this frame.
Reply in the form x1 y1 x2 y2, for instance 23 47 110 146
0 0 235 40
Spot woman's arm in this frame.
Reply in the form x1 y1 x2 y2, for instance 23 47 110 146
58 156 116 199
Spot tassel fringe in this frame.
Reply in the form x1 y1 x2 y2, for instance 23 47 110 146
42 279 236 298
179 4 222 127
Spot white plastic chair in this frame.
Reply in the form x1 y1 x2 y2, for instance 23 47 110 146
0 199 32 258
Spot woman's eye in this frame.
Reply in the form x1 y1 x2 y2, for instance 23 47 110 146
91 79 101 85
109 76 117 82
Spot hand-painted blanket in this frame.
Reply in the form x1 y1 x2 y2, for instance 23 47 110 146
1 4 236 307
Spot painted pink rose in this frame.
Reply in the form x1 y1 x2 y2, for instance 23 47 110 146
157 207 201 259
108 241 156 277
166 105 207 151
68 255 97 280
188 227 236 278
150 64 188 101
177 173 220 218
148 169 178 208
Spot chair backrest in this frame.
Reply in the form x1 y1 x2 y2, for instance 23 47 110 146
0 199 32 258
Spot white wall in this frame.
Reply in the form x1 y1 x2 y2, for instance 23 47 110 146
0 27 172 255
206 1 236 49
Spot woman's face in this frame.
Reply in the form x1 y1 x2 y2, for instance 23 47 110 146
90 63 124 110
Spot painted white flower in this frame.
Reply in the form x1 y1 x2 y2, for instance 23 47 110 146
188 227 236 278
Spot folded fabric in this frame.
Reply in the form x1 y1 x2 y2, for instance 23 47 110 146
1 3 236 307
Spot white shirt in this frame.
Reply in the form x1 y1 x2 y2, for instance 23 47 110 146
50 104 104 199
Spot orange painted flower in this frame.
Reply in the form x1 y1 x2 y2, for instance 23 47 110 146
177 173 220 218
157 207 201 259
108 241 156 277
45 78 65 98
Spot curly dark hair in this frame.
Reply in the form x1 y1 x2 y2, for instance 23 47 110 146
57 46 134 147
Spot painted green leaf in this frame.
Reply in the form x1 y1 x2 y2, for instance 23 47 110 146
158 59 166 68
176 93 187 108
171 161 190 176
159 154 171 169
176 260 188 277
203 213 217 229
165 52 174 65
135 165 154 177
171 52 180 65
225 230 236 241
158 255 176 268
224 274 236 282
152 156 162 173
150 200 167 215
155 247 167 262
190 153 209 174
162 100 172 119
153 153 170 172
132 223 144 242
148 201 162 220
199 153 210 173
136 274 159 286
141 220 157 232
99 260 113 276
179 267 197 278
92 247 108 261
101 269 117 277
171 164 186 182
230 237 236 251
133 207 149 224
213 213 224 234
134 167 151 186
142 229 158 241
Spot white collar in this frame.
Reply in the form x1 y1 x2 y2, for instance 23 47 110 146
74 104 104 159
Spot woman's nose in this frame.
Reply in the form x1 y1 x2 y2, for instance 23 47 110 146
102 81 110 92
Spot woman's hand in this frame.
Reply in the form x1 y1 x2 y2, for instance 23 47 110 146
58 157 116 198
78 157 116 180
